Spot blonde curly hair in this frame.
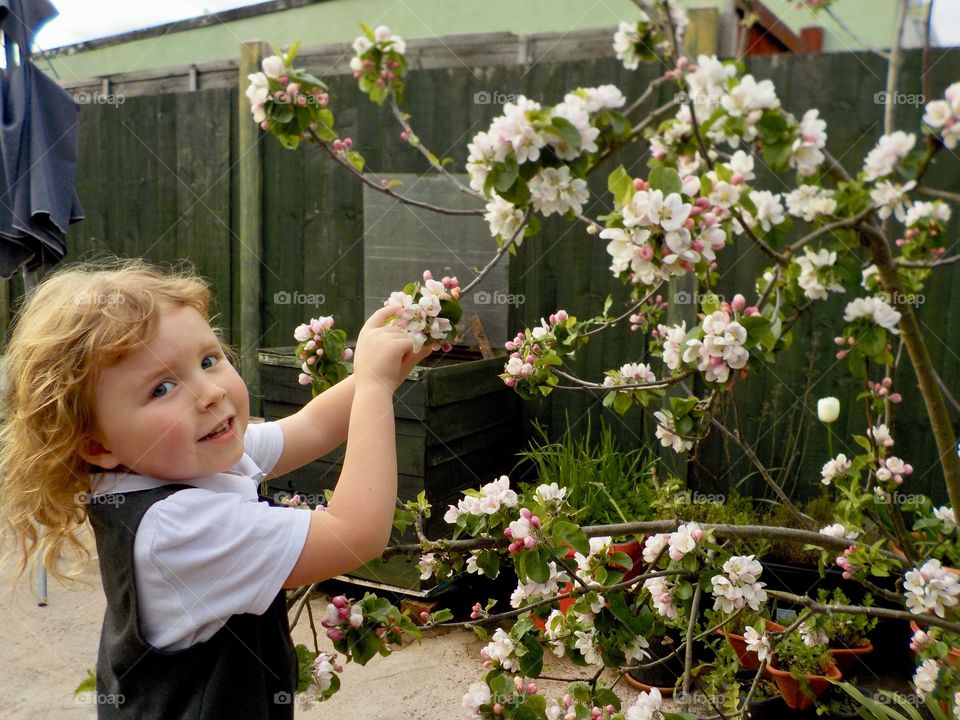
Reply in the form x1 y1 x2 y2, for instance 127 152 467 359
0 257 214 584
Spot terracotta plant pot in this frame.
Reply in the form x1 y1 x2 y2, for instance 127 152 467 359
766 655 842 710
828 641 874 675
910 619 960 670
718 619 786 670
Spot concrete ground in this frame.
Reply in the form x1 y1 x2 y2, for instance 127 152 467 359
1 528 647 719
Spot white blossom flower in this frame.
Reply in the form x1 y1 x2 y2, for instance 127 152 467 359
613 19 646 70
659 322 688 371
528 166 589 217
722 75 780 117
791 109 827 176
820 453 852 485
906 200 952 227
934 506 957 533
623 634 651 663
574 629 602 665
418 553 435 580
669 522 703 561
913 658 940 701
800 621 829 647
749 191 786 231
711 555 767 612
643 534 670 564
795 247 843 301
643 575 679 619
461 681 491 718
534 482 567 504
904 559 960 618
744 625 770 662
843 296 902 334
786 185 837 222
623 189 665 227
480 628 518 671
484 194 525 241
870 179 916 222
820 523 859 540
626 687 663 720
924 99 953 128
654 410 692 453
261 55 286 79
863 131 916 182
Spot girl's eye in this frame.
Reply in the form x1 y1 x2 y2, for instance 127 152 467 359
201 355 219 370
152 381 174 399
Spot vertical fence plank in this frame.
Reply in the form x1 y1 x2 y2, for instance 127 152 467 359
237 41 270 415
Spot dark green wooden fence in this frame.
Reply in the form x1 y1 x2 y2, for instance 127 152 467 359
12 48 959 501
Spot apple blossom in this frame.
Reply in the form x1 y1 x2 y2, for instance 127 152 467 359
528 166 590 217
862 131 916 182
743 625 770 662
786 185 837 222
819 523 859 540
934 505 956 533
653 410 693 453
625 687 663 720
710 554 767 612
843 296 901 334
480 628 518 671
534 482 567 504
747 190 786 232
913 658 940 701
462 681 491 719
870 179 916 221
795 247 843 301
904 559 960 618
799 620 829 647
484 194 526 242
612 19 645 70
668 522 703 560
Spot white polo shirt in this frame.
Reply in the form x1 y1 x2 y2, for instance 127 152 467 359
90 421 312 651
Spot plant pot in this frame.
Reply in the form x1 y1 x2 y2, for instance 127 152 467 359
719 619 786 670
624 633 684 696
828 641 873 675
910 619 960 670
766 656 841 710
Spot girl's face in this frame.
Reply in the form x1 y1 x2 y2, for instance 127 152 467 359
81 303 250 481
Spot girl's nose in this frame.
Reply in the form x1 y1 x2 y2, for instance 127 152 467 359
197 382 227 411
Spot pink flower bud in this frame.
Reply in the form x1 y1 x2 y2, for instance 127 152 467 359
606 706 616 714
343 348 354 361
511 352 521 360
683 218 695 230
326 628 345 642
375 78 385 87
332 595 348 608
692 529 704 541
526 354 536 364
836 350 847 360
520 507 533 520
847 336 856 345
526 683 538 694
503 527 513 538
639 244 654 260
523 535 537 549
695 197 711 208
633 178 648 191
442 342 453 352
531 516 541 528
260 120 271 131
731 172 744 185
419 611 430 622
493 704 503 715
504 377 517 387
877 386 888 397
732 294 746 311
834 336 845 346
689 205 703 217
895 238 905 247
563 694 573 708
890 393 902 403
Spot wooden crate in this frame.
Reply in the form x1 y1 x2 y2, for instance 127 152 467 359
258 346 521 590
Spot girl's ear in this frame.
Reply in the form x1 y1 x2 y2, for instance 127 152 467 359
77 435 121 470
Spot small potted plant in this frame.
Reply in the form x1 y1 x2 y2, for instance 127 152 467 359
805 588 877 674
814 685 876 720
767 630 842 710
709 609 786 670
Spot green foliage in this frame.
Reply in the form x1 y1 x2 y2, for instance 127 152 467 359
516 420 657 526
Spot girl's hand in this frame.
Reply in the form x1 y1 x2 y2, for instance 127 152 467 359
352 305 436 392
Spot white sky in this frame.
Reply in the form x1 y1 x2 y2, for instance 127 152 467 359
30 0 960 51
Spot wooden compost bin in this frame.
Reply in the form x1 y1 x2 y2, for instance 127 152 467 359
258 346 521 591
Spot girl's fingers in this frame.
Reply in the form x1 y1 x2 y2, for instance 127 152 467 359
364 304 402 329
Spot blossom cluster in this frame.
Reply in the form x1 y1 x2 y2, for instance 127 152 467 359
385 270 462 352
245 48 336 149
922 82 960 149
443 475 519 523
349 24 407 105
501 310 582 398
468 87 628 243
294 316 352 396
613 2 688 68
862 131 916 182
710 555 767 613
904 559 960 618
743 625 770 663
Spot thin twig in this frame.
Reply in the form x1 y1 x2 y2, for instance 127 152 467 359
308 127 484 216
460 209 531 296
389 99 481 198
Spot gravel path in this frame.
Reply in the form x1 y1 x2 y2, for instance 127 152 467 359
0 528 647 719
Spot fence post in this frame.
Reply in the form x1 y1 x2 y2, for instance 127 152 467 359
237 41 269 417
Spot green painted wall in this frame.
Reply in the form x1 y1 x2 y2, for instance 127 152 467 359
42 0 916 83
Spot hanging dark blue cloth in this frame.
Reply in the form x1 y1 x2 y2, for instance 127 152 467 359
0 0 83 278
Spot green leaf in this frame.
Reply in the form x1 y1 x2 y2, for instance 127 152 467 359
492 155 519 193
612 391 634 415
475 550 501 579
607 164 633 208
345 150 365 172
548 116 581 150
358 22 376 41
430 608 454 623
609 551 633 572
74 669 97 695
552 519 590 555
648 166 682 195
517 633 544 677
525 546 551 584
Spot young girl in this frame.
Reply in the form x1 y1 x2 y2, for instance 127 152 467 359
0 257 435 718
